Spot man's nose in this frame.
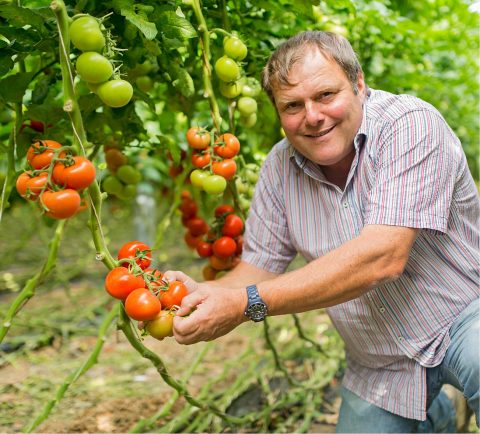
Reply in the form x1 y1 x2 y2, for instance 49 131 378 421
305 101 325 126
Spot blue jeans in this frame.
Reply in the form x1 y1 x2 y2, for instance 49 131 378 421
336 298 479 433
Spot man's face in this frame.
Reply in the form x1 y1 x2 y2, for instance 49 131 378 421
273 48 365 170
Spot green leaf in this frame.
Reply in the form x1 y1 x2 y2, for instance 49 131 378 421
0 51 14 76
31 76 51 105
0 5 47 31
160 11 197 39
121 8 158 40
0 72 34 103
170 64 195 98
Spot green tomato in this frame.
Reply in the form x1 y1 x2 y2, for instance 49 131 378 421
235 178 248 194
146 311 174 340
202 175 227 195
102 175 123 196
215 56 240 82
118 184 137 200
239 112 257 128
136 75 153 93
245 169 259 184
116 165 142 185
76 52 112 84
237 96 257 116
219 81 243 99
190 169 209 189
70 16 105 52
239 195 251 211
97 79 133 108
223 37 248 61
241 77 261 98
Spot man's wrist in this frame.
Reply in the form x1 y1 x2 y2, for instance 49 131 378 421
244 284 268 322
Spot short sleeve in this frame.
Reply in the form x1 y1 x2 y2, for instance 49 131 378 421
365 110 461 234
242 149 297 273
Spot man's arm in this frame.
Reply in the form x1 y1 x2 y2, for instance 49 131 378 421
208 261 280 288
168 224 419 344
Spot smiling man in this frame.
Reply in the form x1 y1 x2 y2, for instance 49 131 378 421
164 31 479 433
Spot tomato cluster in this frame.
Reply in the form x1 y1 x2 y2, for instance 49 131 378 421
188 129 241 195
70 15 133 108
16 140 96 219
101 145 142 200
179 194 244 280
104 241 188 340
235 162 260 214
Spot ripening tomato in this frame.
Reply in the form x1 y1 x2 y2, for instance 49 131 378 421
202 175 227 195
223 36 248 61
212 159 237 180
214 133 240 159
118 241 152 269
196 241 213 258
184 231 203 249
25 172 49 200
146 310 174 340
212 236 237 258
179 198 197 218
16 172 31 198
53 156 96 190
69 16 105 52
76 52 113 83
97 79 133 108
158 280 188 309
215 56 241 82
186 217 209 236
125 288 161 321
27 140 64 170
105 267 146 300
191 151 211 169
222 214 244 237
40 189 81 219
202 265 217 281
105 148 128 172
186 127 211 150
215 204 235 218
236 235 244 255
209 254 233 271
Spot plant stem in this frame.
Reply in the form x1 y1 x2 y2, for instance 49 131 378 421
292 313 326 355
0 220 66 343
24 304 119 433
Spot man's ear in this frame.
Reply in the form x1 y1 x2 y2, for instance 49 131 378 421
355 72 365 96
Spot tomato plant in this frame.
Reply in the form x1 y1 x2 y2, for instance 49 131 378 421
157 280 188 309
40 189 81 219
118 241 152 270
125 288 161 321
105 267 146 300
52 156 96 190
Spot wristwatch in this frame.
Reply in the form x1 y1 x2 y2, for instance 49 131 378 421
244 284 268 322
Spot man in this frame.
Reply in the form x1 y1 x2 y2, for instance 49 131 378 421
164 31 479 432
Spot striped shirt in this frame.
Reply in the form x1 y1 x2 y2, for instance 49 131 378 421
242 88 480 420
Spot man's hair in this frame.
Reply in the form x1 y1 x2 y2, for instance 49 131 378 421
261 31 363 103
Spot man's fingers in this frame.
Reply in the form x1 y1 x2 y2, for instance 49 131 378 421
175 291 205 317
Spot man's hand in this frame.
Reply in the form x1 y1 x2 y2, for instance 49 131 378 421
163 270 248 345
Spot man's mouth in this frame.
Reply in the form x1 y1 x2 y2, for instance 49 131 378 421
305 125 336 138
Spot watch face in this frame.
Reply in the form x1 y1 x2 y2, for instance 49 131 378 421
247 302 267 322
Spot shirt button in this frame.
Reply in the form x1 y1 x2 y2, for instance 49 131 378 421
343 202 348 208
379 307 385 313
398 336 405 342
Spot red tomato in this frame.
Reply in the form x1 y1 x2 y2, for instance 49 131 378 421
158 280 188 309
125 288 161 321
27 140 64 170
184 231 203 249
212 159 237 180
118 241 152 270
196 241 213 258
222 214 244 237
236 235 244 255
214 133 240 158
186 127 211 150
40 189 81 219
191 150 211 169
16 172 31 198
180 190 192 200
214 204 235 218
179 198 197 218
146 310 174 340
186 217 209 236
212 236 237 258
53 156 96 190
25 172 49 200
105 267 146 300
